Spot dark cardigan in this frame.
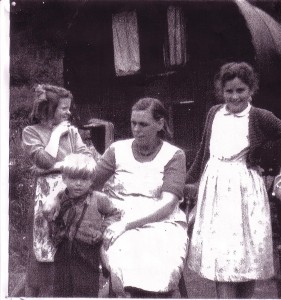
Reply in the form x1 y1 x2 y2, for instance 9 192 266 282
186 104 281 183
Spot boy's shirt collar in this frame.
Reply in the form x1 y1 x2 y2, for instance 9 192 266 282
62 189 91 206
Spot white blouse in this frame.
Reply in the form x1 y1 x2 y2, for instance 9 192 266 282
210 104 251 160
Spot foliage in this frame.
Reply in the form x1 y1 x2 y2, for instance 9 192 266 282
10 42 63 87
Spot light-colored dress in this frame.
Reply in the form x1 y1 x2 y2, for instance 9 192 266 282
101 139 188 292
188 104 274 281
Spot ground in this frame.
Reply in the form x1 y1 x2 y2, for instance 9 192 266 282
185 269 280 299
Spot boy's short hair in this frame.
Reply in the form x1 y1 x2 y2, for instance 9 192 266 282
61 153 96 180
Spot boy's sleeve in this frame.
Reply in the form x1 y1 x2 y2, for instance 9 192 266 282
97 193 121 232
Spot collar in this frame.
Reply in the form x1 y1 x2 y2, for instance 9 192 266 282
62 189 91 206
222 103 251 117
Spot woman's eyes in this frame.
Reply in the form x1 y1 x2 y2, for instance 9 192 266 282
131 121 149 127
225 88 245 94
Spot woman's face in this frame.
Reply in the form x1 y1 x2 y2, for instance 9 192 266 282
223 77 253 114
52 97 72 125
131 109 164 146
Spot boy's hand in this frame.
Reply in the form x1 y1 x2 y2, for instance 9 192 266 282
103 221 126 250
76 222 103 245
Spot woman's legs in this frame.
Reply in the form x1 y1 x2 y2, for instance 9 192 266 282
216 281 255 299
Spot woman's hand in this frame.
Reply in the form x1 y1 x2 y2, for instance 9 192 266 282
103 221 127 250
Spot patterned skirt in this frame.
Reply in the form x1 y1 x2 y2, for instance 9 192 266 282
33 174 66 262
188 157 274 281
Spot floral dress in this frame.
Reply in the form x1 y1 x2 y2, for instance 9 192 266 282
188 105 274 281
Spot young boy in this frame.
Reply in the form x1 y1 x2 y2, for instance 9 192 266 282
50 153 121 297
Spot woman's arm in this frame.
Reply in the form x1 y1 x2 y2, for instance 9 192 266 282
126 191 178 229
103 191 178 249
92 145 116 189
103 148 186 249
127 148 187 226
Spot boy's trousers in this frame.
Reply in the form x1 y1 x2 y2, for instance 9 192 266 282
53 238 101 297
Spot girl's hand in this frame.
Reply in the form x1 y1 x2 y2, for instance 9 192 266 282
103 222 127 250
52 121 71 137
42 195 61 221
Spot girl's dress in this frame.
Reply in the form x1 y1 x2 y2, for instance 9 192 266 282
98 139 188 292
188 104 274 281
22 124 92 288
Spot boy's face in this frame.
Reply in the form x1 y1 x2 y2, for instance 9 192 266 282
63 176 92 198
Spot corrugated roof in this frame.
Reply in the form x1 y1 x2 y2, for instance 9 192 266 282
234 0 281 80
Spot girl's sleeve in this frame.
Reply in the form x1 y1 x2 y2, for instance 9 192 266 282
72 128 93 156
186 106 216 183
97 193 121 232
22 126 56 169
162 149 186 199
258 111 281 172
92 145 116 189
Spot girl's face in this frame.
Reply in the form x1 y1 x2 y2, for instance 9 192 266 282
223 77 253 114
131 109 164 146
52 97 72 125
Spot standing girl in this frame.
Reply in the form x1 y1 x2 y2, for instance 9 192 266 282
187 62 281 298
22 84 92 296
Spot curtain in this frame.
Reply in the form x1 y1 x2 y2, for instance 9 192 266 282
112 10 140 76
166 6 187 67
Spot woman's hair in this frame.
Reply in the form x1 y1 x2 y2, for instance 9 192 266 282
132 97 173 140
30 84 73 124
214 62 259 101
61 153 96 180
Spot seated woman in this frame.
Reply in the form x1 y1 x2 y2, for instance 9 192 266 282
94 97 188 297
